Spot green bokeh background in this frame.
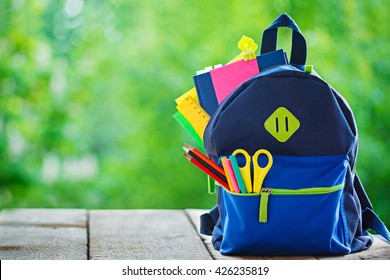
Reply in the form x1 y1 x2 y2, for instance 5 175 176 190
1 0 389 226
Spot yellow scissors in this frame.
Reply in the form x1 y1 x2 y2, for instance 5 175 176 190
232 149 273 193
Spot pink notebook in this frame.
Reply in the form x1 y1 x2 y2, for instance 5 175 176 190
210 59 260 104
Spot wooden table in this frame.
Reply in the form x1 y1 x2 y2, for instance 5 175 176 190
1 209 389 260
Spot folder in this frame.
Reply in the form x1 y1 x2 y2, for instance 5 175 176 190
210 58 260 104
194 49 289 116
193 59 259 116
257 49 288 71
193 71 219 116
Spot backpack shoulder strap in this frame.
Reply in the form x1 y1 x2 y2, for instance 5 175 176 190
362 208 390 241
200 205 219 235
354 173 390 241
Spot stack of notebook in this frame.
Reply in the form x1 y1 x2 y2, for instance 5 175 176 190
173 35 288 149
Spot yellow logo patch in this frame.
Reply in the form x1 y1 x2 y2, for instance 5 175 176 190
264 107 300 142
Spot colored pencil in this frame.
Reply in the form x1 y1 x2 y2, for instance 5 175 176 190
183 143 225 177
221 157 234 192
183 144 226 183
184 154 230 190
225 158 241 193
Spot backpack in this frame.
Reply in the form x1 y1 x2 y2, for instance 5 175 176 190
199 13 390 256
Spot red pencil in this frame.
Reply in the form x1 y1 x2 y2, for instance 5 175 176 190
183 145 227 184
184 154 230 191
183 144 225 177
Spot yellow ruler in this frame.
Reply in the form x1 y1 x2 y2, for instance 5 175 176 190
175 87 199 105
176 95 210 140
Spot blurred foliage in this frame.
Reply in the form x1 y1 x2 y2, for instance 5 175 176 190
0 0 389 225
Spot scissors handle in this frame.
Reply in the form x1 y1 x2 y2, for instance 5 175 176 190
232 149 252 193
252 149 273 193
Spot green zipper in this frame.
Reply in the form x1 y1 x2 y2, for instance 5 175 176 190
258 183 344 223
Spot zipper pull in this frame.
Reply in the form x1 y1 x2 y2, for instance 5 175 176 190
259 188 272 223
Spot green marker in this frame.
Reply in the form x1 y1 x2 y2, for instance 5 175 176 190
229 155 247 194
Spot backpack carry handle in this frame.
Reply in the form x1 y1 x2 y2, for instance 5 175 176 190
260 13 307 68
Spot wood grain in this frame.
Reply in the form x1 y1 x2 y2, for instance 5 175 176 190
185 209 390 260
89 210 212 260
0 209 87 260
317 235 390 260
0 208 388 260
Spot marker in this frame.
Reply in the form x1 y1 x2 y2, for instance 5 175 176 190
224 158 241 193
184 154 230 191
229 155 247 194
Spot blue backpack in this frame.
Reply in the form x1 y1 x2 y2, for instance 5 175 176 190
200 14 390 256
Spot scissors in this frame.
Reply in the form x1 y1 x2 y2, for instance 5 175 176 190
232 149 273 193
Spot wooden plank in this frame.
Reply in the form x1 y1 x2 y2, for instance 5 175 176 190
317 235 390 260
89 210 212 260
0 209 87 260
185 209 390 260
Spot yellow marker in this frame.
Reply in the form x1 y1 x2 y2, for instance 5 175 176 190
176 96 210 140
252 149 273 193
237 35 258 62
221 157 234 192
232 149 253 193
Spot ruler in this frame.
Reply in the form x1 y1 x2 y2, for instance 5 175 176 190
176 96 210 140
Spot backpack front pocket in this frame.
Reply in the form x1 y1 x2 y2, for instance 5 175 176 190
219 155 350 256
